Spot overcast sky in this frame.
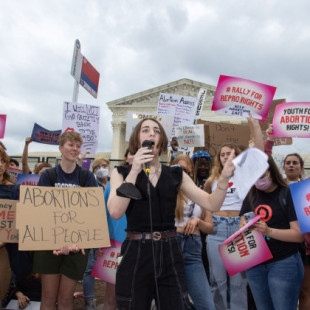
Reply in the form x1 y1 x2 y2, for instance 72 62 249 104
1 0 309 157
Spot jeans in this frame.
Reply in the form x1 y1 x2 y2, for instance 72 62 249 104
116 236 192 310
83 249 97 298
246 252 304 310
178 233 215 310
207 216 247 310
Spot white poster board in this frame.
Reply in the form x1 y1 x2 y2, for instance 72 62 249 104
62 102 100 154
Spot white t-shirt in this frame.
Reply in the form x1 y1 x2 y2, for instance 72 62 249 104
175 199 202 227
211 176 243 211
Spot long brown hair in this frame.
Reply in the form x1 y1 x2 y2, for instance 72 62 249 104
208 143 241 184
0 147 12 184
128 118 168 156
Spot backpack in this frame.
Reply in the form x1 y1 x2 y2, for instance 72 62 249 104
46 165 89 187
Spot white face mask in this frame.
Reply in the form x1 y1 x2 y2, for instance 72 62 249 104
96 167 109 179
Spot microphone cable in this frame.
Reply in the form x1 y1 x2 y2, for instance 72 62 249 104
142 140 161 310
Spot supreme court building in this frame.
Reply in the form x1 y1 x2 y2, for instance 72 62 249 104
106 78 242 161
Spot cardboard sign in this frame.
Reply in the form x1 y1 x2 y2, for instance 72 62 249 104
125 111 174 141
62 102 100 154
212 75 276 121
272 102 310 138
219 215 273 276
16 186 110 251
157 93 197 135
17 174 41 186
91 239 122 285
31 123 61 145
0 199 18 243
290 179 310 233
175 124 205 148
195 120 250 157
0 114 7 138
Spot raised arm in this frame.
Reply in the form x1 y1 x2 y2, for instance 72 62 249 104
247 114 264 151
22 137 32 174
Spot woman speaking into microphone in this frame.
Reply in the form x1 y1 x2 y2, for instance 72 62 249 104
108 118 235 310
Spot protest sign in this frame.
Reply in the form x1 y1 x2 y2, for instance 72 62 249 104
194 88 207 122
218 215 273 276
17 174 40 186
0 199 18 243
62 102 100 154
125 111 174 141
290 179 310 233
80 55 100 99
31 123 61 145
260 99 292 146
157 93 197 135
82 158 91 170
16 186 110 250
212 75 276 121
8 167 23 184
91 239 122 285
272 102 310 138
0 114 7 138
232 148 269 200
195 120 250 157
175 124 204 148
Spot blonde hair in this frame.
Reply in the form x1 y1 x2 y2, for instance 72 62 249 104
208 143 241 185
59 131 83 146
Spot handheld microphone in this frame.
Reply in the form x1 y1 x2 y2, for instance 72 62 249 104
142 140 154 175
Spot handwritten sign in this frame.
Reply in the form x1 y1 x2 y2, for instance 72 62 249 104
157 93 197 135
0 199 18 243
16 186 110 250
31 123 61 145
91 239 122 285
17 174 40 186
0 114 7 138
272 102 310 138
218 215 273 276
175 124 204 148
195 120 250 157
62 102 100 154
290 179 310 233
125 111 174 141
194 88 207 122
212 75 276 121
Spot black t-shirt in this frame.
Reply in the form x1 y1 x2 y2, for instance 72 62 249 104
117 164 182 232
240 186 299 263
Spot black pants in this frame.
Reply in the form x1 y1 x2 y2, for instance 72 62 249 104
116 237 192 310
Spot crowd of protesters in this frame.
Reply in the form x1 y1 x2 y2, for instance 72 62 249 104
0 116 309 310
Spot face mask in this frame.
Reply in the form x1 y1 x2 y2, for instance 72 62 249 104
255 175 272 191
96 167 109 179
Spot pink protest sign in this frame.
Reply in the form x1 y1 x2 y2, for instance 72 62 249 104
91 239 122 285
218 215 273 276
212 75 276 121
0 115 7 138
272 102 310 138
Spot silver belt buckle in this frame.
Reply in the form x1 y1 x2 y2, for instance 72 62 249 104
152 231 161 241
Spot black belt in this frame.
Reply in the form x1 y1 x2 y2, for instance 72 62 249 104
126 231 177 241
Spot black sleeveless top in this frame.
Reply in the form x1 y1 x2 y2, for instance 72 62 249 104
117 164 182 232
